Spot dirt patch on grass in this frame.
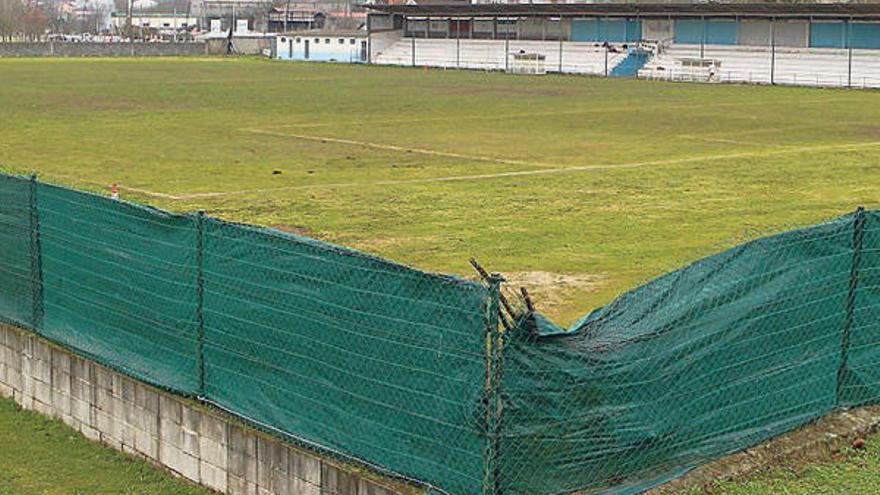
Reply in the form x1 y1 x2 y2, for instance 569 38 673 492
271 224 315 237
649 405 880 494
503 271 604 315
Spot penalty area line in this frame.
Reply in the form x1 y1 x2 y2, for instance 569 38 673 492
151 138 880 201
677 135 799 148
242 128 557 168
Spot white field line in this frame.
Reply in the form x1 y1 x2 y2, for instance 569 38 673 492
120 138 880 201
677 134 797 148
28 173 185 200
119 185 182 200
269 97 858 130
244 128 557 168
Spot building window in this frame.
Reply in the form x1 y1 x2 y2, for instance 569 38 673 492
314 38 320 43
338 38 344 44
350 38 356 45
181 22 187 27
280 37 286 42
163 22 170 27
325 38 330 43
295 37 301 43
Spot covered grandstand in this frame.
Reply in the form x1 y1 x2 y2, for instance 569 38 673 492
366 3 880 88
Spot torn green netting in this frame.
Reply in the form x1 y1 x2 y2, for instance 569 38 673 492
499 212 863 495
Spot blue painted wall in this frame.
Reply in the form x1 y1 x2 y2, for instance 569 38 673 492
810 22 847 48
675 20 737 45
674 20 703 44
570 19 597 41
667 19 880 49
851 23 880 49
571 19 640 42
705 21 737 44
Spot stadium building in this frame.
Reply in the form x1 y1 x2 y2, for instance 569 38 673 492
365 3 880 88
275 30 368 62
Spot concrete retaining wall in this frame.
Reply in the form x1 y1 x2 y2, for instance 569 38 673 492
0 323 418 495
205 37 274 55
369 30 404 63
0 42 208 57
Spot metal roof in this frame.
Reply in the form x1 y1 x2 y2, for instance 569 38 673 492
278 29 367 37
366 3 880 19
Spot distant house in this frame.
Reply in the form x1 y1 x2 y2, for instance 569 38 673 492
111 0 196 33
193 0 275 33
267 7 326 32
111 12 197 31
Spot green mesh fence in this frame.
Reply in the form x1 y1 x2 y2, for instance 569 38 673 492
0 174 35 329
840 210 880 406
36 182 200 394
498 212 860 495
0 173 495 495
200 218 492 495
3 171 880 495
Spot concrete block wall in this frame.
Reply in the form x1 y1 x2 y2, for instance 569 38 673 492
0 323 419 495
0 42 208 57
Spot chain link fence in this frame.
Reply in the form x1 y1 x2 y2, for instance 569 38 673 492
0 172 497 495
495 208 880 495
0 171 878 495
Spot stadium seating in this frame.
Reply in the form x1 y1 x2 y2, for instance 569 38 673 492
640 44 880 88
373 38 628 75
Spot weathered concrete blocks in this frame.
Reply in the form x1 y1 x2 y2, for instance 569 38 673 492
200 412 228 491
228 423 258 495
322 462 360 495
0 324 417 495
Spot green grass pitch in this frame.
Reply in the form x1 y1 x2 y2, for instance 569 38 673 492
3 55 880 495
0 395 213 494
1 57 880 324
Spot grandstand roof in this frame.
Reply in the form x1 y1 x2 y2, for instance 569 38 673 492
367 3 880 19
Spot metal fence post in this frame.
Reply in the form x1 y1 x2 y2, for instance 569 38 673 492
196 210 206 399
837 206 865 405
29 174 43 333
482 273 504 495
456 19 461 68
847 17 853 88
558 35 563 73
770 17 776 85
604 45 608 77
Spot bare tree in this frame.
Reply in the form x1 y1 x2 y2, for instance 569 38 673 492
0 0 25 41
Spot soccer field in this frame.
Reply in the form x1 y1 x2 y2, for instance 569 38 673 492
2 57 879 323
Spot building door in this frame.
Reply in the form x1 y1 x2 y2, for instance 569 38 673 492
360 41 367 61
304 39 310 60
288 39 293 59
